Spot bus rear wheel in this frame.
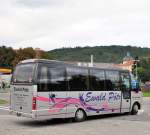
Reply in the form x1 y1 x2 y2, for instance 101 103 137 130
75 109 86 122
131 104 139 115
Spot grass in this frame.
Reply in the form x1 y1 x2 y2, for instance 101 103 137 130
0 99 8 104
143 92 150 97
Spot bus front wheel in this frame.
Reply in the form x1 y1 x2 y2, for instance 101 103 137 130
131 103 139 115
75 109 86 122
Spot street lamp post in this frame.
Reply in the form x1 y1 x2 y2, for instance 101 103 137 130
136 62 138 79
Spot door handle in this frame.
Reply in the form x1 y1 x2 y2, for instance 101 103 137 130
126 99 129 102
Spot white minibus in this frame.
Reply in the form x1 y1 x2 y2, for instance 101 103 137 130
10 59 142 122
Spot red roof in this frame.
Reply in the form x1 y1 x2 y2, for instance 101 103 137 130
116 60 134 67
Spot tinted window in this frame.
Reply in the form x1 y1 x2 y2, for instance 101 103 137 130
37 64 67 91
37 65 49 91
67 67 89 91
38 66 49 83
48 68 67 91
89 69 105 91
121 73 130 91
105 71 120 91
121 73 131 99
12 63 35 83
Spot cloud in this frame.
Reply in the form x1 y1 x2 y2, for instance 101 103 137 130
15 0 60 8
0 0 150 50
14 0 77 8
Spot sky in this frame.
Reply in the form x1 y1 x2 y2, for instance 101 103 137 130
0 0 150 51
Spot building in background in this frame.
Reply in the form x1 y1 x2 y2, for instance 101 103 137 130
68 52 135 71
115 52 134 72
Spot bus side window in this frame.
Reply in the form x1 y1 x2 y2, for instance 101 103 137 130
48 68 67 91
121 73 130 98
37 65 49 91
105 71 120 91
121 74 130 91
89 69 105 91
67 67 89 91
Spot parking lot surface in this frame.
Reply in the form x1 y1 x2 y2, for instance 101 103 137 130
0 95 150 135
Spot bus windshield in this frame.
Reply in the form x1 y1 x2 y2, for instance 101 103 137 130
12 63 36 83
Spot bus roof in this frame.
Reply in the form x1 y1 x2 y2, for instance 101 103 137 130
19 59 60 64
19 59 129 72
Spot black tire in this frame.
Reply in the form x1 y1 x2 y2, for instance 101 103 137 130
75 109 86 122
131 104 139 115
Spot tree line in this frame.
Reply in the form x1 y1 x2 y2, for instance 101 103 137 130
0 46 52 67
48 45 150 63
137 57 150 82
0 45 150 81
48 45 150 81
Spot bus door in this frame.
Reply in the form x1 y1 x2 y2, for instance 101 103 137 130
120 72 131 113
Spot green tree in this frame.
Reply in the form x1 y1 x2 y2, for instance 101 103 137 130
137 67 145 80
138 58 150 81
44 52 56 59
12 47 36 66
47 46 150 63
0 46 16 67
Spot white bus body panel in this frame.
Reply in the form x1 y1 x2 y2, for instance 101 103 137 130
36 92 67 118
66 91 122 116
121 95 131 113
10 85 36 115
34 91 122 119
10 86 142 120
130 91 143 111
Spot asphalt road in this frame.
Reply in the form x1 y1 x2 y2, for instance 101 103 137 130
0 94 150 135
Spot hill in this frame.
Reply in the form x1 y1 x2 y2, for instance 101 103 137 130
47 45 150 63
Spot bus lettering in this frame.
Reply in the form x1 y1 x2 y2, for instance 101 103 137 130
85 92 106 102
108 92 121 102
